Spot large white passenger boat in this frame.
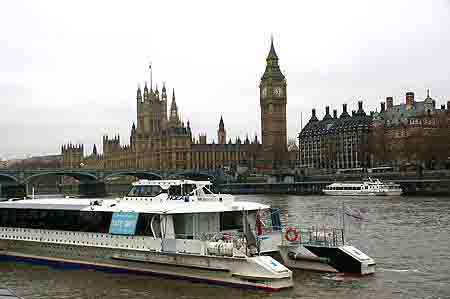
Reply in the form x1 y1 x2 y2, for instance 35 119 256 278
0 180 292 291
322 177 402 196
0 179 375 290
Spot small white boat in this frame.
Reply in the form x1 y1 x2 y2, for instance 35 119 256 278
322 177 402 196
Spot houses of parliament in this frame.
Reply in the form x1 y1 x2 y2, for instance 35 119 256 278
62 39 288 171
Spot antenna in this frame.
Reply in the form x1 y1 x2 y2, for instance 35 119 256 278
300 112 303 129
149 62 152 91
342 202 346 244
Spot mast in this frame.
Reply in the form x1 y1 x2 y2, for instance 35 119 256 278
149 63 152 91
342 202 346 244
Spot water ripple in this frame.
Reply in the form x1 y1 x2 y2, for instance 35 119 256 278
1 195 449 298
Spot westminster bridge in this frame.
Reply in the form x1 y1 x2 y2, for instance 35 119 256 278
2 168 450 197
0 168 226 197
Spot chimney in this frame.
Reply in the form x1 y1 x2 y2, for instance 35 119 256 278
441 105 445 110
386 97 394 109
352 110 356 116
343 104 347 113
358 101 363 111
406 92 414 108
325 106 330 115
333 109 337 118
381 102 385 112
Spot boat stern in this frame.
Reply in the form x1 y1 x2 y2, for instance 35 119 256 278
339 245 376 275
231 255 293 290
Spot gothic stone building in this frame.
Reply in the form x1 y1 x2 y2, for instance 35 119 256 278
298 101 370 170
62 40 288 171
259 39 288 168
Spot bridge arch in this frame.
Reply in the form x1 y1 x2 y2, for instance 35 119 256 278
25 171 98 184
0 173 19 183
103 171 163 182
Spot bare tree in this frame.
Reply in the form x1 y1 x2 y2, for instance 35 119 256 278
287 138 299 151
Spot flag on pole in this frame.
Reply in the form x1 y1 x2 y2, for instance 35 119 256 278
256 210 263 236
345 206 368 221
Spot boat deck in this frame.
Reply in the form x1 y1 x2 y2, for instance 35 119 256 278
0 287 21 299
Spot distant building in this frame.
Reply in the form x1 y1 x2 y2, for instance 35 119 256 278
369 90 450 169
5 155 62 169
298 90 450 172
298 101 370 170
62 39 291 171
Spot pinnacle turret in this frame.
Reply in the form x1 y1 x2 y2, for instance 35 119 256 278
171 89 177 110
161 82 167 100
217 116 226 144
219 115 225 131
169 88 179 126
136 86 142 102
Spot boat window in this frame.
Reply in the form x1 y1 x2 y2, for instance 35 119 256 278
173 213 194 239
220 211 243 231
127 186 163 197
168 185 182 196
80 211 112 233
0 208 112 233
184 184 196 195
135 213 155 237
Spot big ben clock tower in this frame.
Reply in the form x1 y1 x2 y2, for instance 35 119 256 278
260 37 287 168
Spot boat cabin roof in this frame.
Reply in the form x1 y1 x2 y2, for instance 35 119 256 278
133 179 212 189
0 196 269 214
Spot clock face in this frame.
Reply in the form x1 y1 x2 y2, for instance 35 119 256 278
273 87 283 97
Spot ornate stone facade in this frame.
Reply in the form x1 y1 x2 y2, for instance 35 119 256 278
298 90 450 171
260 38 288 167
61 40 290 171
369 90 450 168
298 102 370 170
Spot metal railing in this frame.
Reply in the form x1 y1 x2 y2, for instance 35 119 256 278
281 225 345 247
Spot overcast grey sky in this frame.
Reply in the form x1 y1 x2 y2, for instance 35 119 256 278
1 0 450 159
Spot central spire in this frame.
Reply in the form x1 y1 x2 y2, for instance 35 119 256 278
261 36 285 81
267 34 278 61
219 115 224 130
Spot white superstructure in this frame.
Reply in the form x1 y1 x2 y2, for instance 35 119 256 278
322 177 402 196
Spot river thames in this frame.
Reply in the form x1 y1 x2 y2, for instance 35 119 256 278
0 194 449 299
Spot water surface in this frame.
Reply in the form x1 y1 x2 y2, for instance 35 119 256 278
1 195 449 298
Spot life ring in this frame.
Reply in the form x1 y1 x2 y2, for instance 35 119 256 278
285 227 299 242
